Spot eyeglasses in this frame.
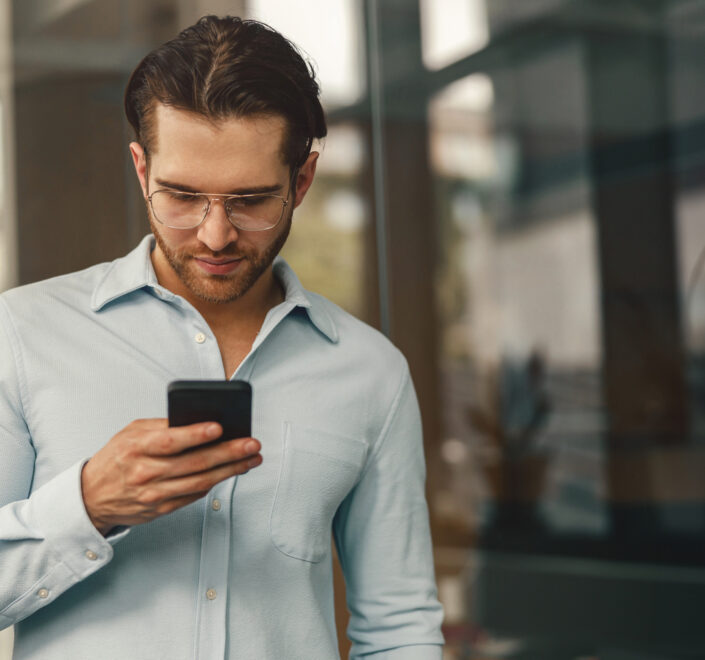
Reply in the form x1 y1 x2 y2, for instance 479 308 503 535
147 189 290 231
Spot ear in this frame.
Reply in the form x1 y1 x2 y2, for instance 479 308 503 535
129 142 149 198
293 151 319 209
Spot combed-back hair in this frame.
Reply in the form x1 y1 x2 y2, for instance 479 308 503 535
124 15 327 169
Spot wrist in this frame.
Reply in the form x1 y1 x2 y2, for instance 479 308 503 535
80 459 112 536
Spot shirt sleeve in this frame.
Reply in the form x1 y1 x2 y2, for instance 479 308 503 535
333 357 445 658
0 300 127 630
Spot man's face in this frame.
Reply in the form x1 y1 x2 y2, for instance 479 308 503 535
130 104 317 306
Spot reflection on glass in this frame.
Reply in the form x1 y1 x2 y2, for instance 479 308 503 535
280 124 368 321
430 61 610 655
430 4 705 655
248 0 364 108
420 0 488 70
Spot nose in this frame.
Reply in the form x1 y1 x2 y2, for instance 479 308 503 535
196 197 239 252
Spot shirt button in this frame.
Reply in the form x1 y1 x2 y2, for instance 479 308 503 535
37 588 49 599
206 588 217 600
211 499 221 511
195 332 206 344
85 550 98 561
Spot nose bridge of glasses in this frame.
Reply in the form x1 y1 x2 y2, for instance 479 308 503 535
203 194 231 220
192 195 235 234
197 196 240 242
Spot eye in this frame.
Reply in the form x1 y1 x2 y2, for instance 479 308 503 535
229 195 268 208
168 191 202 204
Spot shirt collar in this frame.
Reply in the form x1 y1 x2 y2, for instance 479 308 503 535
271 257 339 343
91 235 338 343
90 235 157 311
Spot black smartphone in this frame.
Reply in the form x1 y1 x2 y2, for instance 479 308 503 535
168 380 252 446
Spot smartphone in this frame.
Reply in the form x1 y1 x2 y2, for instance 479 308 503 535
168 380 252 446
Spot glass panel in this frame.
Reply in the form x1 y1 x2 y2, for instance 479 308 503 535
420 0 489 70
0 0 16 294
426 2 705 658
674 0 705 435
280 123 369 320
248 0 364 108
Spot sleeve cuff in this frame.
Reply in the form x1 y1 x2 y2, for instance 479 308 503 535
28 459 130 578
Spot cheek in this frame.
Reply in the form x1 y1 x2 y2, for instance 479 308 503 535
165 228 192 246
243 234 270 251
154 222 194 251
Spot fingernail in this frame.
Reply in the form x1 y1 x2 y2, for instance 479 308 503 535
248 456 261 468
207 424 221 437
245 440 259 453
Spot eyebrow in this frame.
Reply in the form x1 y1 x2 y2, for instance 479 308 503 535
154 177 284 195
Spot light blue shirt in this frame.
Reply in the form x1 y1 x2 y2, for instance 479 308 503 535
0 236 444 659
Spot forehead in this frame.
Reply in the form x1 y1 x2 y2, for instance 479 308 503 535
148 104 289 189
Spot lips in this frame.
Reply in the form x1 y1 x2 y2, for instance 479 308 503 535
194 256 243 275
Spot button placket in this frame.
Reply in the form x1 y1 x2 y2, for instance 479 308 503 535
194 481 233 659
185 309 224 376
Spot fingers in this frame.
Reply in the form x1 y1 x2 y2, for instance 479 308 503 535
136 418 169 429
143 422 223 456
152 454 263 503
86 420 263 532
159 437 262 480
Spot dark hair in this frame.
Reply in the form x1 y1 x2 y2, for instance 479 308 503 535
124 15 327 169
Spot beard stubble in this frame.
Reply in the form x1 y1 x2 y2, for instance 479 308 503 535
149 209 292 305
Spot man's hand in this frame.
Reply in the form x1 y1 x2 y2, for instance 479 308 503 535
81 419 262 535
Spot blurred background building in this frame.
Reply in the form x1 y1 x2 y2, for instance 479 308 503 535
2 1 705 658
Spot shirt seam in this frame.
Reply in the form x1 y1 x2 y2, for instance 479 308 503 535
0 302 85 607
357 352 409 483
0 297 32 431
333 354 409 571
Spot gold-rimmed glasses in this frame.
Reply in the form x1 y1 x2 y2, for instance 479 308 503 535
147 188 290 231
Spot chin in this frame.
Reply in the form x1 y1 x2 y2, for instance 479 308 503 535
181 263 261 304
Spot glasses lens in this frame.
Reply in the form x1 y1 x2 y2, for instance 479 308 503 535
225 195 285 230
150 191 208 228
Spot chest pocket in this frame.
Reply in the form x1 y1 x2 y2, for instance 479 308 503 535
270 422 368 563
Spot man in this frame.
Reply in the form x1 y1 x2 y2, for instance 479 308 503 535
0 16 444 659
